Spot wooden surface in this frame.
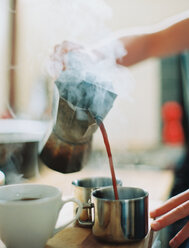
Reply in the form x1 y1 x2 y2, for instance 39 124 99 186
46 226 156 248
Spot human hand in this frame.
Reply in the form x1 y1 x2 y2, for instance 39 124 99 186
48 40 83 78
150 189 189 248
49 40 110 79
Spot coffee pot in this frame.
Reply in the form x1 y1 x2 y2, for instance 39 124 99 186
40 50 117 173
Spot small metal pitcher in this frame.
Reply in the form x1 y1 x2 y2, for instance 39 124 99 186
72 177 122 227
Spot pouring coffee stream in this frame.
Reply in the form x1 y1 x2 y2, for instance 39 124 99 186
95 117 119 200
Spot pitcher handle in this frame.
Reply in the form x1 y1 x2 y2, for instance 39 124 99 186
77 202 94 227
54 198 82 234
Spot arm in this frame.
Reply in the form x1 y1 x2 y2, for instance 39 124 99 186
117 13 189 67
150 17 189 58
49 13 189 72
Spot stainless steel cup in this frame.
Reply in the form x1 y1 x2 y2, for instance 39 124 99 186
72 177 122 227
91 186 149 243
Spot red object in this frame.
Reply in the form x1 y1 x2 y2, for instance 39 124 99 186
162 101 184 144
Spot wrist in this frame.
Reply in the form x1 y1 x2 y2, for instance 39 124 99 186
145 33 156 59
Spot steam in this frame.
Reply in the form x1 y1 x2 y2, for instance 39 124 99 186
0 141 39 184
49 38 134 121
16 0 134 122
44 0 134 121
1 0 135 182
29 0 112 44
0 143 27 184
0 120 49 183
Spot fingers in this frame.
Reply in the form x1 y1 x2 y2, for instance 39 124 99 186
169 221 189 248
151 200 189 231
54 41 83 58
116 55 138 67
150 189 189 218
49 40 83 76
150 190 189 248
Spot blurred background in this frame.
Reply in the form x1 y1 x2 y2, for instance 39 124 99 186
0 0 189 167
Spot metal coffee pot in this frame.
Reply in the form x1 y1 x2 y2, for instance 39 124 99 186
40 81 116 173
40 51 117 173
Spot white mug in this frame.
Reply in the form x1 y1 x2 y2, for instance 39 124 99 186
0 183 82 248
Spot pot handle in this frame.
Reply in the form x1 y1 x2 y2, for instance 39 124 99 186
38 84 59 153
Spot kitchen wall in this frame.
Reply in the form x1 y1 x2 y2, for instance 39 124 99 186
0 0 189 151
0 0 11 114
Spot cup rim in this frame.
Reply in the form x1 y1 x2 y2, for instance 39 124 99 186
92 186 149 201
72 177 122 189
0 183 62 205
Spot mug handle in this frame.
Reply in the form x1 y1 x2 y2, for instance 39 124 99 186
77 202 94 227
53 198 82 234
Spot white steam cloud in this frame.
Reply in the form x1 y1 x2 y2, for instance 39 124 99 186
39 0 135 101
17 0 134 116
52 39 133 120
42 0 135 122
29 0 112 44
0 0 135 182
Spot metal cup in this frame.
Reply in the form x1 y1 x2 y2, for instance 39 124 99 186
90 186 149 243
72 177 122 227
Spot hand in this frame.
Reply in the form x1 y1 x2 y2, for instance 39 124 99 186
150 189 189 248
48 40 83 78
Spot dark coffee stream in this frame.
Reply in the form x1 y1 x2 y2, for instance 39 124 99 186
96 118 119 200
